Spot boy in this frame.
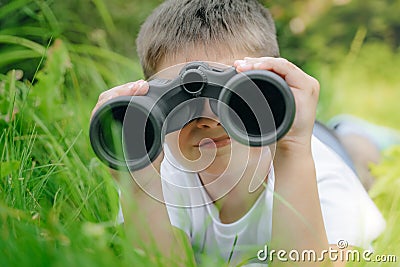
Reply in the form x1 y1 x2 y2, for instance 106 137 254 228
92 1 385 266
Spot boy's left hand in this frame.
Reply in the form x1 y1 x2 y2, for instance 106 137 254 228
234 57 320 151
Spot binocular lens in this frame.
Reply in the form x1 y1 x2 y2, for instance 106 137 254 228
219 71 293 146
228 79 285 135
123 106 156 162
97 106 124 162
90 96 164 170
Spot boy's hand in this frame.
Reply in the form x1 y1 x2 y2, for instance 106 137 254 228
91 79 149 120
234 57 320 151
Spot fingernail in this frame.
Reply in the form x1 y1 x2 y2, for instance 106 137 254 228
128 81 137 90
234 60 246 66
138 80 147 89
239 63 252 69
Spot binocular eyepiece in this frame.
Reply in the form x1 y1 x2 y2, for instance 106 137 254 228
89 62 295 171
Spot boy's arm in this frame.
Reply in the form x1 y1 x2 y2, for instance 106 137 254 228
92 81 196 266
235 58 332 266
120 155 195 266
272 143 331 266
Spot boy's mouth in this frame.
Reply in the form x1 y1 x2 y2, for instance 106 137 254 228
196 135 231 148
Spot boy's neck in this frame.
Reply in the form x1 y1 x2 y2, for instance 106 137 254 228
216 182 266 224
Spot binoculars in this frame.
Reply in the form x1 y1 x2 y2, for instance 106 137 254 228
89 62 295 171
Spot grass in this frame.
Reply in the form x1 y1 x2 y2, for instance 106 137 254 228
0 1 399 266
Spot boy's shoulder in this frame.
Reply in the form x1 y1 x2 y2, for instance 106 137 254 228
311 134 355 175
311 135 386 248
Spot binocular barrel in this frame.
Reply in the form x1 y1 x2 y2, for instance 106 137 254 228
89 63 295 171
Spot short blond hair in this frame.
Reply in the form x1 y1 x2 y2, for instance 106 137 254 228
136 0 280 79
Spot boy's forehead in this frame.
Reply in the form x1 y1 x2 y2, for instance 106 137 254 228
154 48 251 77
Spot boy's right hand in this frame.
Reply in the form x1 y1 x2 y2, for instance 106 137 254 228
90 79 149 120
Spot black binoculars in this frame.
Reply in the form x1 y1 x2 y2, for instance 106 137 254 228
89 62 295 171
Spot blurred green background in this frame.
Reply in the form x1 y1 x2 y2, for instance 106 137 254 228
0 0 399 266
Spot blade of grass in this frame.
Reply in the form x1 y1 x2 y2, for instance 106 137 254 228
0 50 42 67
69 44 137 69
92 0 117 33
0 35 46 54
0 0 32 20
34 0 61 35
0 26 53 38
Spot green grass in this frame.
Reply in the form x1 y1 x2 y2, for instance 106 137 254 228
316 42 400 130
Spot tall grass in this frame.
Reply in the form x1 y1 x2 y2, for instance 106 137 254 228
0 38 126 266
0 1 145 266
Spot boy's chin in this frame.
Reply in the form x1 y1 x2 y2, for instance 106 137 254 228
165 140 270 176
198 154 233 176
199 145 274 177
199 150 256 179
171 150 231 174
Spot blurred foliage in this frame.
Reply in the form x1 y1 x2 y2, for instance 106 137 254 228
365 146 400 267
51 0 163 58
262 0 400 128
265 0 400 67
2 0 400 87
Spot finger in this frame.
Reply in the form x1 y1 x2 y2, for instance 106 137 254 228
241 57 298 81
238 57 319 93
235 57 276 72
234 59 255 72
98 80 149 101
92 80 149 119
98 80 147 100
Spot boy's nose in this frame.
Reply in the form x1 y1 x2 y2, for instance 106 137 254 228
195 99 221 129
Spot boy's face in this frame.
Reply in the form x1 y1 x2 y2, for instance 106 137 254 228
159 49 273 177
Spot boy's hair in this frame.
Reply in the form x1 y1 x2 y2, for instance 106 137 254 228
136 0 280 79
